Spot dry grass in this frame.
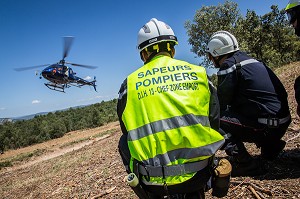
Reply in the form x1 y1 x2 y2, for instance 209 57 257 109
0 63 300 199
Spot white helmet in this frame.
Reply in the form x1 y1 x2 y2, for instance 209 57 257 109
137 18 178 52
206 31 239 57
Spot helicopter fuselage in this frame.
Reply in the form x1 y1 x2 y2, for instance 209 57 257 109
41 64 74 84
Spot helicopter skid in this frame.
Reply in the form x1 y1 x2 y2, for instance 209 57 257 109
44 83 67 92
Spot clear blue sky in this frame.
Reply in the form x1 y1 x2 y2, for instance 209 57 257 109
0 0 287 118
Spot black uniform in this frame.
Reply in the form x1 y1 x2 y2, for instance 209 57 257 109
217 51 291 160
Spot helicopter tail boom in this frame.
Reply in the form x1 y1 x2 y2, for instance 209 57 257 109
71 76 97 92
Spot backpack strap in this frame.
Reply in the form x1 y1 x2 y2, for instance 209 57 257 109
217 59 259 76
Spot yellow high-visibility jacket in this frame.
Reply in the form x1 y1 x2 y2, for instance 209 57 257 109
122 55 224 185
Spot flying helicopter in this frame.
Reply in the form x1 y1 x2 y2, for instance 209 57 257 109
14 36 98 93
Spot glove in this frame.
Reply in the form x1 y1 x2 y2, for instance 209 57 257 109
224 142 239 156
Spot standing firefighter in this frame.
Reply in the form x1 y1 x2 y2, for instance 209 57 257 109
206 31 291 177
117 18 230 199
286 0 300 117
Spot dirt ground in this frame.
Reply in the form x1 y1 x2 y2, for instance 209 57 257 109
0 63 300 199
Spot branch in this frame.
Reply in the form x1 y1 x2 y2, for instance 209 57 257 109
230 179 249 191
286 132 300 142
91 186 116 199
250 183 272 196
248 185 262 199
256 191 267 199
231 180 272 196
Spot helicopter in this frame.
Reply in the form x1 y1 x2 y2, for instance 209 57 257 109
14 36 98 93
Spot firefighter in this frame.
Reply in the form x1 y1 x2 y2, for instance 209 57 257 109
117 18 229 199
286 0 300 36
206 31 291 177
285 0 300 117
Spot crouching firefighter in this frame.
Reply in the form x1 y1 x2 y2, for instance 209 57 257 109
117 18 231 199
206 31 291 177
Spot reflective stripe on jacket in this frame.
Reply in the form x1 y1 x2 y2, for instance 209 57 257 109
122 55 224 185
217 51 290 119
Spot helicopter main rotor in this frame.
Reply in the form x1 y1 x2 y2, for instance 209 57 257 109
62 36 73 62
14 64 51 71
14 36 98 71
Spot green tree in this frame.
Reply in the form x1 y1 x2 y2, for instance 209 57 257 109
48 118 67 139
209 74 218 87
0 125 4 153
260 5 300 67
185 0 241 67
185 1 300 69
0 99 118 151
235 10 263 59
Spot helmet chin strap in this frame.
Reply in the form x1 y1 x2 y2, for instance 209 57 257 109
212 55 224 68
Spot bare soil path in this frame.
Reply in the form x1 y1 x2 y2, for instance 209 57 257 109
0 121 119 172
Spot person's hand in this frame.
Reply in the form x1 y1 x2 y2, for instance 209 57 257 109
224 142 239 156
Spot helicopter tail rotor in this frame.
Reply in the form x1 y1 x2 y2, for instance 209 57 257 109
93 76 97 92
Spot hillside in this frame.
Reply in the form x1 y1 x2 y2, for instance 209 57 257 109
0 63 300 198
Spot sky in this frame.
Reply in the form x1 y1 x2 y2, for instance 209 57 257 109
0 0 288 118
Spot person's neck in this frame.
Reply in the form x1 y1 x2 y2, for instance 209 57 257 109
218 55 229 65
153 52 171 57
144 51 172 63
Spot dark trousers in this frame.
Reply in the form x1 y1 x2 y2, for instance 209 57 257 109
219 110 291 157
118 134 209 199
118 134 131 173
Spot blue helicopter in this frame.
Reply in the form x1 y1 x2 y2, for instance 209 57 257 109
14 36 97 92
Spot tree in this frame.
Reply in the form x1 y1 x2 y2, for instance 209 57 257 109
49 118 67 139
209 74 218 87
0 99 118 151
185 1 300 69
260 5 300 67
0 125 4 153
185 0 241 67
235 10 263 59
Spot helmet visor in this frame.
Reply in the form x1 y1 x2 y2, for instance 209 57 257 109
287 9 297 24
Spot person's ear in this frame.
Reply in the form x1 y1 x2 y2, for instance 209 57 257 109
141 50 148 62
212 55 220 61
208 53 213 61
171 48 175 58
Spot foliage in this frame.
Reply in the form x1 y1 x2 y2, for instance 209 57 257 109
209 74 218 87
185 1 241 67
185 1 300 69
0 99 118 152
